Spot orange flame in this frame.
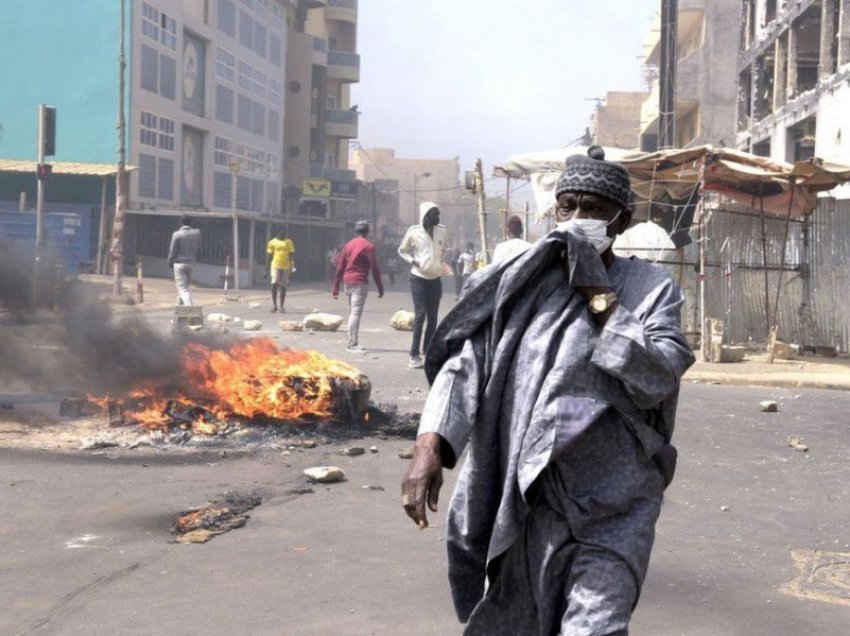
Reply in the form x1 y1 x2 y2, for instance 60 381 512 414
90 338 366 431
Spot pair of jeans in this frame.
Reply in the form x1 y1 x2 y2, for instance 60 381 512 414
409 275 442 358
173 263 193 306
345 283 368 347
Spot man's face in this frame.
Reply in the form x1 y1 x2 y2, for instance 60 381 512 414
424 208 440 227
555 192 631 237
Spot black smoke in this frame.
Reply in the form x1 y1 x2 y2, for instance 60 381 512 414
0 244 233 396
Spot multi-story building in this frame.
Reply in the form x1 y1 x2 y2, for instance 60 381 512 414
125 0 291 286
280 0 366 276
737 0 850 173
1 0 367 284
639 0 741 151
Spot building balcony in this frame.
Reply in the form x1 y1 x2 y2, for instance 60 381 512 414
312 37 328 66
326 0 357 23
327 51 360 83
325 108 359 138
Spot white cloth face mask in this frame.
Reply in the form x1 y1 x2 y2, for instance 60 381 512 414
557 210 621 254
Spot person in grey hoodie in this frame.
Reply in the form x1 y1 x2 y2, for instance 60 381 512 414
167 215 201 306
398 201 447 368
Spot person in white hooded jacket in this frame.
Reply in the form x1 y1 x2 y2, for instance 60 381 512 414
398 201 447 368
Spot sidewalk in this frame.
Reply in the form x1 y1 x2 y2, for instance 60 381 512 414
83 274 850 393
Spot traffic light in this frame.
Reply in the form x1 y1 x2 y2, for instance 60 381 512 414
37 163 52 180
39 105 56 157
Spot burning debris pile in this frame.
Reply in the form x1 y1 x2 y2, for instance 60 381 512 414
171 492 262 543
88 338 371 439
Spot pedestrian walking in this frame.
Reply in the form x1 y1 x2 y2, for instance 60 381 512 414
401 146 695 634
167 215 201 306
397 201 446 369
332 220 384 353
266 230 295 313
455 243 476 299
492 214 532 264
386 256 399 286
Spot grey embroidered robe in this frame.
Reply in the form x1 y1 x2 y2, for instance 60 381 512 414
418 227 695 622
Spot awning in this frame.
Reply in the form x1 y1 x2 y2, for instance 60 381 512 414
500 145 850 219
0 159 136 177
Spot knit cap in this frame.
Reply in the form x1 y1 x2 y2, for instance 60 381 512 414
555 146 632 209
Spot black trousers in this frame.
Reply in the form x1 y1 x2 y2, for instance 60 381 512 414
409 275 442 357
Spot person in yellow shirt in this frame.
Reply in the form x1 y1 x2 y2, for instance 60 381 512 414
266 230 295 313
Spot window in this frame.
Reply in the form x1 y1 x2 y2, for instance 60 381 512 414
142 3 160 42
237 94 252 130
239 10 253 49
267 153 279 179
236 174 250 209
251 178 264 212
140 111 158 147
253 21 267 58
158 158 174 200
160 13 177 50
216 47 235 82
213 171 232 208
218 0 236 37
238 61 253 91
216 84 234 123
267 110 279 141
158 117 175 151
253 68 266 99
269 33 281 67
140 45 159 93
268 78 281 106
138 153 157 198
214 136 232 166
160 54 177 100
251 102 265 136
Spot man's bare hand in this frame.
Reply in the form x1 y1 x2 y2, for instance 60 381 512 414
401 432 444 529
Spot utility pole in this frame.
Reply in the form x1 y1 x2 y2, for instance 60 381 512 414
523 201 530 241
371 181 378 229
659 0 678 150
34 104 55 306
229 159 241 290
111 0 127 297
474 159 489 265
504 171 511 232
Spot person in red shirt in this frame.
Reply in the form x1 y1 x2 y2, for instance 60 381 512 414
332 220 384 353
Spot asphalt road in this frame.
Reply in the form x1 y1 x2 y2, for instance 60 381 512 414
3 383 850 635
2 282 850 635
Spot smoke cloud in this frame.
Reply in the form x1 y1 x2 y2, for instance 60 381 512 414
0 244 233 396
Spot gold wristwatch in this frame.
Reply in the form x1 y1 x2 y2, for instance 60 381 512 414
588 292 618 314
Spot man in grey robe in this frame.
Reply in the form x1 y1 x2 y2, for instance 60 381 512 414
401 146 695 635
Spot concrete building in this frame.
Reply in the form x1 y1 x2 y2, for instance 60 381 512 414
639 0 741 151
0 0 294 286
590 91 648 150
737 0 850 174
349 148 473 241
280 0 367 277
0 0 370 285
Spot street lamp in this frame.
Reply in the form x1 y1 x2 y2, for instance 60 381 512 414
229 159 240 291
412 171 432 224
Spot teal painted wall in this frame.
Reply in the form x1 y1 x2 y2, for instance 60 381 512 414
0 0 130 164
